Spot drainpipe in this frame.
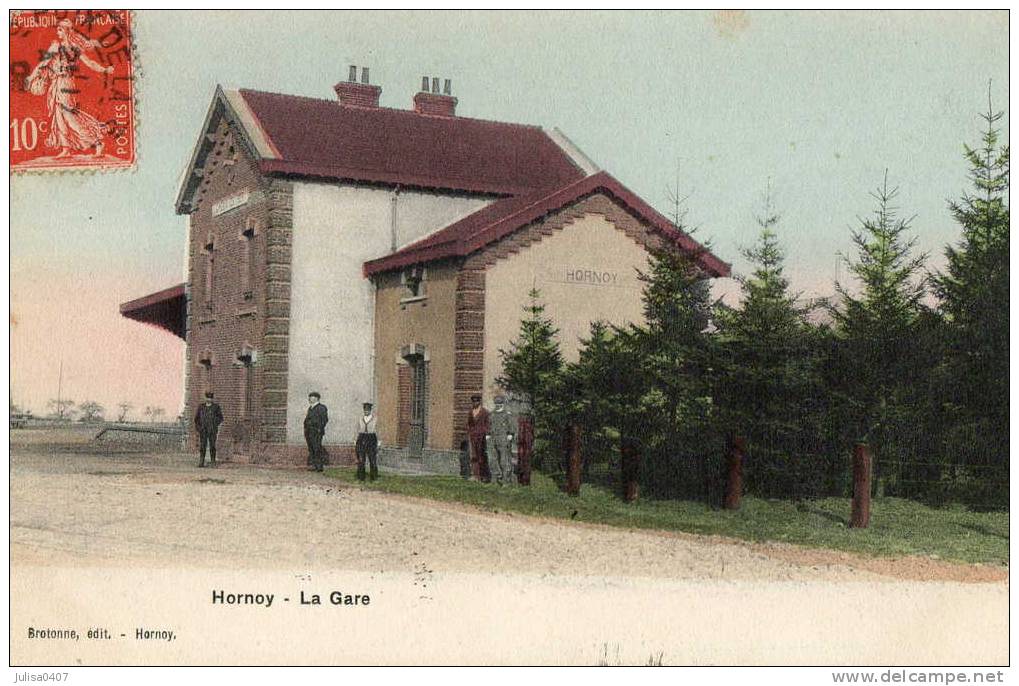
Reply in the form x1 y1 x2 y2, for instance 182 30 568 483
390 184 401 252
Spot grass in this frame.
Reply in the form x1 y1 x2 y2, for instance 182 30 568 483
326 468 1009 565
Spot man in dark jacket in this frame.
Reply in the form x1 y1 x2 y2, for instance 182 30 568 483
194 391 223 468
466 394 491 482
304 391 329 472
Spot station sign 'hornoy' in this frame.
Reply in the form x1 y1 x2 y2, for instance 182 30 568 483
211 190 250 217
561 267 620 286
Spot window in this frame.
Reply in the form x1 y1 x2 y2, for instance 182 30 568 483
400 265 426 301
399 344 429 454
203 234 215 311
236 346 255 418
410 357 429 437
240 217 258 300
197 350 214 396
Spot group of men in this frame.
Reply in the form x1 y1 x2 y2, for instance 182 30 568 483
192 390 379 481
464 394 528 485
194 390 531 484
302 392 379 480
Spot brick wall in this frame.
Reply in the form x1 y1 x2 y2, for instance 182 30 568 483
449 192 672 449
184 113 293 463
452 265 487 446
259 180 293 454
451 267 485 449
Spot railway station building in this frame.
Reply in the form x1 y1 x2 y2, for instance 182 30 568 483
120 68 729 466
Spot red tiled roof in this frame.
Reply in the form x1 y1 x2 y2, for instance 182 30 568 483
363 172 731 278
119 284 186 340
238 89 585 195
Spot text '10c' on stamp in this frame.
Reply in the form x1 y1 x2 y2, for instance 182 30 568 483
10 10 136 173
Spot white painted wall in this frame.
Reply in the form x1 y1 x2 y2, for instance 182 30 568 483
286 182 491 445
182 215 192 418
392 189 493 249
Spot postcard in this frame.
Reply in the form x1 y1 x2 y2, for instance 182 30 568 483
8 9 1009 671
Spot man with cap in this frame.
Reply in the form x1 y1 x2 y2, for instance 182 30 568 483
355 401 379 481
194 391 223 468
488 395 516 485
466 394 491 482
304 391 329 472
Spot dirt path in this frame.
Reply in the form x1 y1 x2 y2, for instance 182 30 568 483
9 443 1006 583
9 440 1008 665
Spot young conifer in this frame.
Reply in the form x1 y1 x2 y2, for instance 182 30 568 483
932 90 1009 480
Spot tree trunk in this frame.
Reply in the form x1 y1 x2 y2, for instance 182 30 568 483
724 434 745 510
850 442 872 528
565 424 582 496
620 432 640 503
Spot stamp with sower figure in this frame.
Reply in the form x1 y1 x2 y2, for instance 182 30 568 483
10 10 135 172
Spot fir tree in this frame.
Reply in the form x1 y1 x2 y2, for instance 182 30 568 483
932 91 1009 483
715 188 823 497
497 288 564 406
630 244 721 498
564 321 648 473
497 289 564 469
829 172 931 493
832 172 928 403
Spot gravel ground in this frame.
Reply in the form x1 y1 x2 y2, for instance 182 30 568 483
9 431 1008 665
8 432 1006 583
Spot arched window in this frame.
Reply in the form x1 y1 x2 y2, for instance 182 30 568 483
399 344 429 455
235 345 256 418
202 233 215 311
240 217 258 300
197 349 215 396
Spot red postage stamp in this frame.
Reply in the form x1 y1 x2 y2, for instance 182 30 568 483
9 10 135 172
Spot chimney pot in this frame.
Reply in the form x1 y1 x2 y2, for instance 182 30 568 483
334 66 381 108
421 76 430 92
431 77 440 94
443 79 452 95
413 90 457 117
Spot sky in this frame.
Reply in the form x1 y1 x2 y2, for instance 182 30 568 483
8 10 1009 418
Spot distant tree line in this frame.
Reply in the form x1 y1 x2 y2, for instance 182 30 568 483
499 101 1008 510
39 399 168 424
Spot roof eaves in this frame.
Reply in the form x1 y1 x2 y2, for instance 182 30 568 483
119 283 186 314
544 127 601 177
174 86 278 215
225 89 281 159
258 159 532 197
363 240 460 277
364 172 731 279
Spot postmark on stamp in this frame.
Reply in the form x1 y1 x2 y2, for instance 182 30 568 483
9 10 135 173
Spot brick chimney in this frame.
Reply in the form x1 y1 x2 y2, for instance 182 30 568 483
413 76 457 117
334 65 381 108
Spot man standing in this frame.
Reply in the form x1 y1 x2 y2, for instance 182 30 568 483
355 401 379 481
194 392 223 468
488 395 516 486
466 394 491 482
304 391 328 472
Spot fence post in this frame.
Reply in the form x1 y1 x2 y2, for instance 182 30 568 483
179 415 188 452
516 415 533 486
565 423 582 496
850 442 872 528
724 435 745 510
